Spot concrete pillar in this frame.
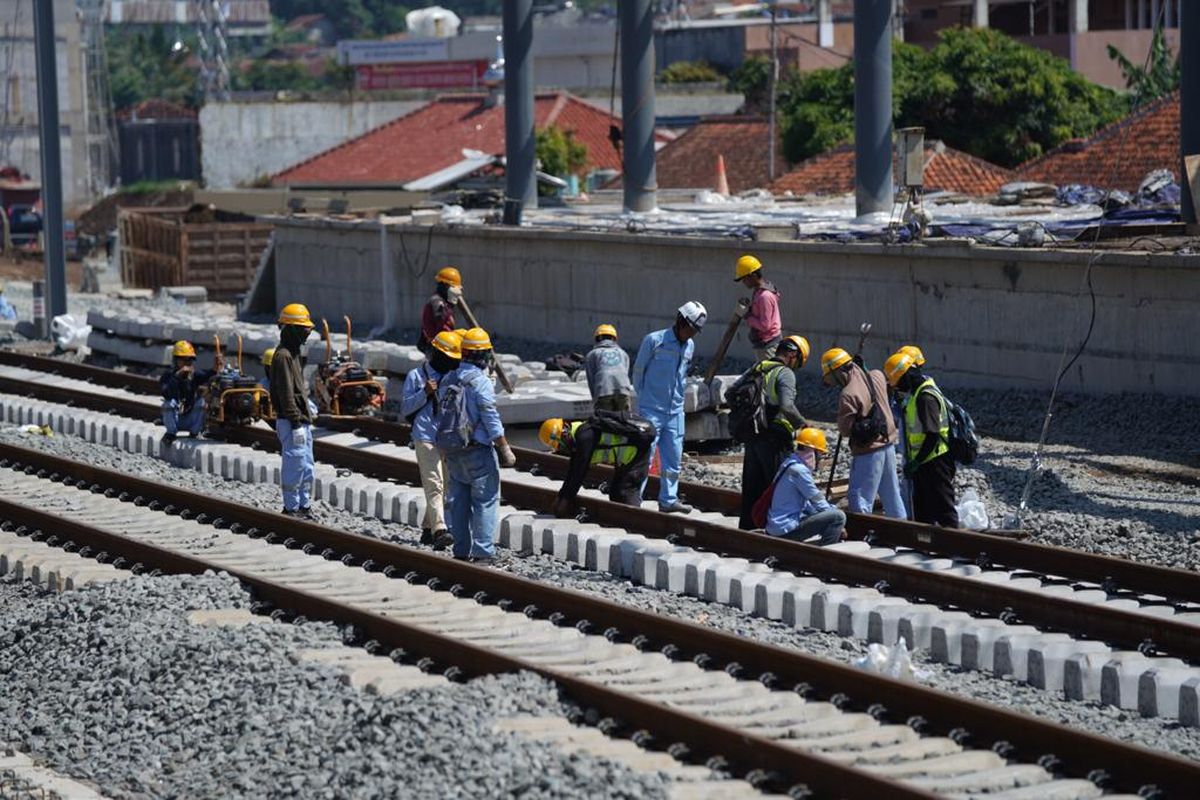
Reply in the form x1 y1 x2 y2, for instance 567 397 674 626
1182 0 1199 222
1137 0 1147 29
973 0 989 27
33 0 67 321
853 0 893 218
502 0 536 221
619 0 658 213
1125 0 1133 30
1048 0 1056 34
818 0 834 48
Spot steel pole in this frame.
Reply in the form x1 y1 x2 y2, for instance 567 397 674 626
33 0 68 321
1182 0 1200 223
503 0 536 223
853 0 893 218
768 3 777 182
620 0 658 213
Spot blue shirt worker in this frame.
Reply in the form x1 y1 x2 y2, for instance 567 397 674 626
766 427 846 545
159 340 218 446
632 301 707 513
270 303 317 518
401 329 462 550
436 327 516 563
586 324 634 412
0 283 16 321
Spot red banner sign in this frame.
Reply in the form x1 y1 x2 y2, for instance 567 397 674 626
355 60 488 90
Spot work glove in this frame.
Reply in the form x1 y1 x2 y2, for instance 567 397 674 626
291 425 306 448
734 297 751 319
497 443 517 468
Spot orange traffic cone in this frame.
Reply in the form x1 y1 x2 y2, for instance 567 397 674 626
650 447 662 477
714 153 730 197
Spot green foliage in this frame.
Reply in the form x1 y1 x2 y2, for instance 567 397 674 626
729 55 771 112
1107 25 1180 104
270 1 411 38
660 60 723 84
776 27 1127 168
535 125 588 195
107 26 201 110
235 60 321 93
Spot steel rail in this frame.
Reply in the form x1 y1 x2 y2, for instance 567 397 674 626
2 373 1200 662
0 442 1194 797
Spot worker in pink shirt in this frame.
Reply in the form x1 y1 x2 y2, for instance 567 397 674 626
733 255 782 359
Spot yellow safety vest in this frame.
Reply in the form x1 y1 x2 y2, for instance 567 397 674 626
903 378 949 466
569 421 638 467
756 360 796 436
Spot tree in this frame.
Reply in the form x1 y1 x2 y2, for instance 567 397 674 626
535 125 588 194
729 55 770 113
660 60 723 84
107 27 201 110
1107 25 1179 104
775 27 1127 168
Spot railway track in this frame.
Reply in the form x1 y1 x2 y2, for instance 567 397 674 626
2 355 1199 671
0 440 1194 798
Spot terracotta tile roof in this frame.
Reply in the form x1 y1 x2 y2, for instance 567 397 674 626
651 116 787 193
1017 92 1179 192
273 91 661 186
117 99 197 121
769 141 1013 197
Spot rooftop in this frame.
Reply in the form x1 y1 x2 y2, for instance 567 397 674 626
651 116 788 194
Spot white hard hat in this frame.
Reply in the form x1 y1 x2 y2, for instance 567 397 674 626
677 300 707 331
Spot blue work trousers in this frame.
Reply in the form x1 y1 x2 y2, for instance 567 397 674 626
162 399 205 436
640 408 683 508
779 508 846 546
276 417 315 512
848 446 907 519
445 445 500 559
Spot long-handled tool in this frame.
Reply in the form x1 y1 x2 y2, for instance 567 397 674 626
825 322 872 500
704 302 746 383
457 294 514 394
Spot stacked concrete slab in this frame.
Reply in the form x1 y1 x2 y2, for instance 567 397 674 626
2 375 1198 727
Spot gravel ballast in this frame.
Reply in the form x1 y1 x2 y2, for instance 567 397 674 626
3 423 1199 764
0 571 671 799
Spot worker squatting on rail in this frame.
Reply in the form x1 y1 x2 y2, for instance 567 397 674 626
271 303 317 518
160 340 219 445
540 413 656 517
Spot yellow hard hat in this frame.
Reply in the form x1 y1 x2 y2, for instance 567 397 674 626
431 330 463 359
436 266 462 287
278 302 314 328
734 254 762 281
172 340 197 358
262 347 275 367
778 335 810 367
539 418 565 449
594 323 617 340
461 327 492 351
795 427 828 453
821 347 852 376
884 351 915 386
899 344 926 367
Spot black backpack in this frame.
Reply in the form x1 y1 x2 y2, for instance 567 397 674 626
727 364 776 444
849 367 889 448
946 398 979 465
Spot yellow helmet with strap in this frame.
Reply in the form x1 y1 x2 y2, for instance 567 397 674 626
884 351 915 386
821 347 852 376
734 254 762 281
172 340 196 358
436 266 462 287
594 323 617 340
461 327 492 351
539 418 565 449
278 303 314 328
795 427 828 453
431 330 463 359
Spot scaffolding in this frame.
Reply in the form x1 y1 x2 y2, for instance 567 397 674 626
79 0 118 197
193 0 230 101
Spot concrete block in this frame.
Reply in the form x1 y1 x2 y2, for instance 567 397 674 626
1138 666 1200 720
612 535 653 578
811 586 879 632
1027 640 1111 692
838 595 908 640
782 580 836 628
1180 678 1200 727
653 551 719 594
961 623 1039 672
498 512 539 552
584 532 630 574
728 569 782 614
868 603 940 648
752 575 813 620
1102 655 1187 711
701 558 767 604
993 632 1073 681
632 542 689 586
928 611 979 664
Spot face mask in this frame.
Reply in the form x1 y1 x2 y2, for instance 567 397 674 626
799 449 816 470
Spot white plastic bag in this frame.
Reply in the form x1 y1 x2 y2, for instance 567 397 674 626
852 639 930 682
956 488 990 530
51 314 92 352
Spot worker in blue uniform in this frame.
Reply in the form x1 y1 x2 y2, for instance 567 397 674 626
632 301 707 513
160 340 219 446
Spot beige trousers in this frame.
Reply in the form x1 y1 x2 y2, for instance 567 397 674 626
414 440 447 531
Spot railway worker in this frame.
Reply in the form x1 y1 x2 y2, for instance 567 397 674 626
418 267 464 355
402 330 462 550
585 323 634 412
436 327 517 563
271 303 317 519
0 283 16 321
160 340 220 446
821 347 907 519
540 413 656 515
261 348 275 391
732 255 782 360
632 301 707 514
764 427 846 545
732 334 810 529
884 350 959 528
891 344 926 519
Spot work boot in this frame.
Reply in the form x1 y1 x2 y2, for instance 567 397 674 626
281 508 298 517
432 530 454 551
419 528 433 546
296 507 315 520
160 433 176 449
469 553 509 567
658 501 694 514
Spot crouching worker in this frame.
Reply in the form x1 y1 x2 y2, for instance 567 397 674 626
764 427 846 545
160 340 219 446
540 412 657 516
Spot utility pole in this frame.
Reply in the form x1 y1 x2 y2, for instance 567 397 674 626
33 0 67 322
1183 0 1199 222
619 0 658 213
768 1 778 182
853 0 893 218
502 0 536 222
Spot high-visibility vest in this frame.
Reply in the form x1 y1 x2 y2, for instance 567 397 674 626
755 359 796 436
903 378 949 466
569 421 639 467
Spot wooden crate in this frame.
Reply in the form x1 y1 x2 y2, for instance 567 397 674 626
119 207 272 301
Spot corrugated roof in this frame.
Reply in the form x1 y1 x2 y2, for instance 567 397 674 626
770 141 1013 197
273 91 663 186
1016 92 1180 192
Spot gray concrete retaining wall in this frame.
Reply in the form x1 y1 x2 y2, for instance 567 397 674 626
273 218 1200 396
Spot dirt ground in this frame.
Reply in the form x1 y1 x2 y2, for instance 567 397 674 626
0 253 86 289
